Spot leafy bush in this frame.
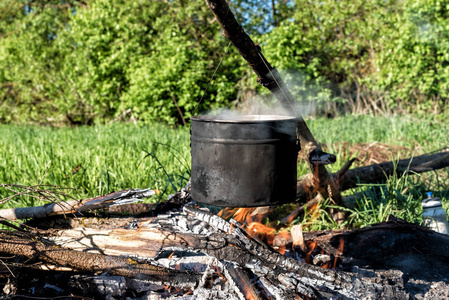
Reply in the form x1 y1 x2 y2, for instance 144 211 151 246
0 0 247 125
263 0 449 116
1 0 449 125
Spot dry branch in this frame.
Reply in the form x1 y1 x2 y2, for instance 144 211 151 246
0 188 157 221
0 231 199 288
295 148 449 206
340 147 449 190
204 0 317 149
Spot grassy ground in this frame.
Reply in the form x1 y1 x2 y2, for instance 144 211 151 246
302 115 449 230
0 115 448 229
0 123 191 209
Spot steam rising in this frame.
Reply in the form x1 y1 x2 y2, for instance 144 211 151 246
198 69 324 119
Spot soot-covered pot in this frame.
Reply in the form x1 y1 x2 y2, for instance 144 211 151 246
190 114 298 207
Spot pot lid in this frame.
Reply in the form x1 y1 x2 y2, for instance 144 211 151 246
191 114 295 123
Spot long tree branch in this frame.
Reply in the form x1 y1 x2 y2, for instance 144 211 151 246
204 0 318 149
0 232 199 288
204 0 340 213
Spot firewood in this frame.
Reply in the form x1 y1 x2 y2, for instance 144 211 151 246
0 231 199 289
340 148 449 190
293 148 449 211
0 188 157 221
291 224 306 253
225 263 263 300
9 204 449 299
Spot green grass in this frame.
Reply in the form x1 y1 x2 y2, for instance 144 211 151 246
0 115 448 231
298 115 449 230
303 115 449 174
0 123 191 208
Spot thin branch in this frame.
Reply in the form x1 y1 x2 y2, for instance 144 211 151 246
0 188 158 221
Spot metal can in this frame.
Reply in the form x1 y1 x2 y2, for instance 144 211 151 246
422 191 448 234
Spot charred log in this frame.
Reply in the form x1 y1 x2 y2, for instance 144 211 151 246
0 232 199 289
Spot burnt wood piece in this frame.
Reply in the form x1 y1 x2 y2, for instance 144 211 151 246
44 211 449 299
225 262 264 300
270 218 449 299
183 205 408 299
306 219 449 277
0 232 199 289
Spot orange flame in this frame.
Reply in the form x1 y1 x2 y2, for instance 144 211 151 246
218 207 284 253
218 207 257 224
333 236 345 269
304 241 317 264
243 286 258 300
247 222 276 245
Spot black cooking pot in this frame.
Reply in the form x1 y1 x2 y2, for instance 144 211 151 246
190 114 298 207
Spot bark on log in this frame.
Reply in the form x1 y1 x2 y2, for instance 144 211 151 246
340 148 449 190
0 188 157 221
0 231 199 288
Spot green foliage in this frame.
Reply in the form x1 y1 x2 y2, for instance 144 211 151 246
0 0 248 125
374 0 449 113
0 0 76 123
263 0 449 115
1 0 449 125
58 0 244 125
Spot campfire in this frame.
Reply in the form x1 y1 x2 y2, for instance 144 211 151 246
1 178 449 299
1 0 449 299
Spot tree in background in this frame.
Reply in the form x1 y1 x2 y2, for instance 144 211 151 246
0 0 255 125
263 0 449 116
0 1 80 123
0 0 448 125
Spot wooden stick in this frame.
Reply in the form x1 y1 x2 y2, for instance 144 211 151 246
204 0 318 149
291 224 307 253
295 148 449 205
340 148 449 190
0 188 157 220
0 232 199 288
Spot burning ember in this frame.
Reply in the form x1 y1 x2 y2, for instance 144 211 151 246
217 206 341 270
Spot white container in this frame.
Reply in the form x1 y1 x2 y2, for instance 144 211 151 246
422 192 448 234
